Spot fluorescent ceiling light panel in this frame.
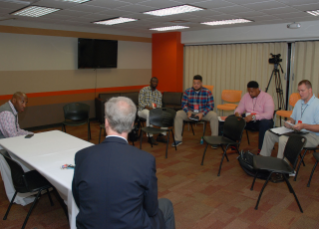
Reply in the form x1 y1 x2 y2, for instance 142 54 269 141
11 6 60 17
306 10 319 16
93 17 137 25
144 4 204 17
201 19 252 26
61 0 91 3
150 25 189 31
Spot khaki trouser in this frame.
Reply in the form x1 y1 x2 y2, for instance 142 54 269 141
174 110 218 142
260 130 319 159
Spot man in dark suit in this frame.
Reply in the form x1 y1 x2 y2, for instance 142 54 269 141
72 96 175 229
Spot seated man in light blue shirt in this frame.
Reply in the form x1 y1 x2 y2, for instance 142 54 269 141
260 79 319 160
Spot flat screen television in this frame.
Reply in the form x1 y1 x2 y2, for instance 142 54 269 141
78 38 118 69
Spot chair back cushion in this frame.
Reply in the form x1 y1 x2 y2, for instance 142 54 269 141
283 135 307 168
221 90 242 103
149 108 176 127
121 92 139 106
289 93 301 107
2 155 27 192
162 92 182 107
223 115 246 142
63 102 90 121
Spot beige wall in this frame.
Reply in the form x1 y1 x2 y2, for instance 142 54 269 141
0 31 152 128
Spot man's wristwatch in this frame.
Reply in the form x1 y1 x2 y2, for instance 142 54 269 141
252 115 256 122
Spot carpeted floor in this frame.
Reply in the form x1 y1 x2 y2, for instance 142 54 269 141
1 121 319 229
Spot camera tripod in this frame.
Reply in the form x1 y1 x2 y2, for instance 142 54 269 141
265 63 285 110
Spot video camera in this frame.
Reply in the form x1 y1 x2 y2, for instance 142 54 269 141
269 53 282 64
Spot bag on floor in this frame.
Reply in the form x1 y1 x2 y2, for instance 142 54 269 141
237 150 270 180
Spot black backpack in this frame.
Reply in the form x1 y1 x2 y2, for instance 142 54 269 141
128 116 142 143
237 151 270 180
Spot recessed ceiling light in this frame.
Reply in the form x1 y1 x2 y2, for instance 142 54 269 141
10 6 61 17
60 0 91 3
144 4 204 17
201 19 253 26
306 10 319 16
93 17 138 25
150 26 189 31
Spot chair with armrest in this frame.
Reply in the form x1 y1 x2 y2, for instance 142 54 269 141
62 102 91 141
1 153 68 229
140 108 177 158
201 115 246 176
250 135 306 213
217 90 242 115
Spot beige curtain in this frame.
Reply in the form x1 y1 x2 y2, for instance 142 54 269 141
291 41 319 97
184 43 288 117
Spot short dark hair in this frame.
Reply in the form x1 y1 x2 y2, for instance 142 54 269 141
151 77 158 81
193 75 202 82
247 81 259 88
298 80 312 89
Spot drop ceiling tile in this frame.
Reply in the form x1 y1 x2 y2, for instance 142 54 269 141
80 13 116 20
53 9 90 17
120 0 147 3
68 4 107 13
117 4 156 13
85 0 130 9
205 14 243 20
186 0 236 9
41 13 76 20
275 11 311 19
225 0 274 4
243 1 287 11
188 9 225 17
0 7 15 14
138 0 180 8
233 11 267 17
170 0 208 4
292 3 319 11
262 6 300 15
0 1 28 10
278 0 319 6
36 0 77 9
214 5 252 14
248 15 280 21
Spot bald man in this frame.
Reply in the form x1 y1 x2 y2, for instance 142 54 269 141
0 92 33 139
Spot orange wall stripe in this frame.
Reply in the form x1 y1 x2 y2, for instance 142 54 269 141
0 85 147 100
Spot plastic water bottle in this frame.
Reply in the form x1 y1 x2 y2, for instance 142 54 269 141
200 137 204 145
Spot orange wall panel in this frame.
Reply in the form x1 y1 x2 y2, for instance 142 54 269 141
152 32 183 92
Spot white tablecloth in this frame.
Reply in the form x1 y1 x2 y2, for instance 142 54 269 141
0 130 93 229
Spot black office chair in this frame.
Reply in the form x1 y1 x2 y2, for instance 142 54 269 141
201 115 246 176
294 145 319 181
62 102 91 141
0 153 68 229
140 108 177 158
307 152 319 187
250 135 306 213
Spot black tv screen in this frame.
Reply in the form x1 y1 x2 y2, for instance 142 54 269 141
78 38 118 69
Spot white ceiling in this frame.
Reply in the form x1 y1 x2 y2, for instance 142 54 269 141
0 0 319 34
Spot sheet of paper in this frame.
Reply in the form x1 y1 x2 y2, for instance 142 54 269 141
270 126 294 135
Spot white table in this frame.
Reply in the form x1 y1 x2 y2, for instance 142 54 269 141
0 130 93 229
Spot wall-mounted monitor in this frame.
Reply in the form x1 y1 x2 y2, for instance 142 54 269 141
78 38 118 69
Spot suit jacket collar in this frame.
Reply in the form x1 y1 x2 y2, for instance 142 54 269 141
102 136 128 144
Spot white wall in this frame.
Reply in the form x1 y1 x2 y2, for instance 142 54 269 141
0 33 152 71
182 20 319 45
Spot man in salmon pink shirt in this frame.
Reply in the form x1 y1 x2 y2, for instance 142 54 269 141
235 81 274 153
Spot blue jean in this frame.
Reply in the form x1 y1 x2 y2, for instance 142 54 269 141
158 198 175 229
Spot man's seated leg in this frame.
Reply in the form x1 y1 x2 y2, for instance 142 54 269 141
202 111 218 136
158 198 175 229
138 109 157 145
172 110 188 146
260 130 279 157
258 119 274 152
